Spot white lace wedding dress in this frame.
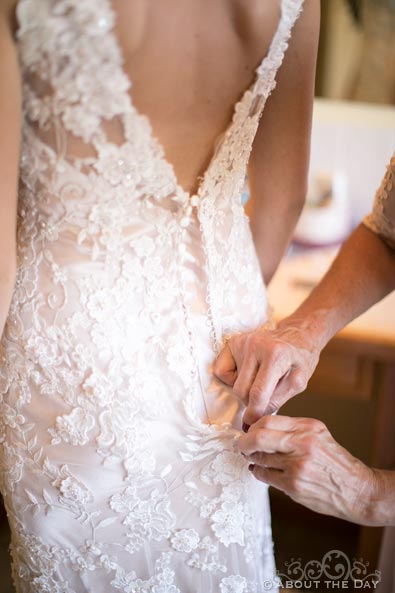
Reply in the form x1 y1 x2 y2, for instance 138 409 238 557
0 1 304 591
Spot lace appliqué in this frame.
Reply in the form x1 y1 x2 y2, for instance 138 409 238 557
1 0 304 590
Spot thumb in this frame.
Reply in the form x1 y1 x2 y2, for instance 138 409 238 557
242 364 286 427
242 401 269 429
242 383 274 428
213 344 237 386
242 387 286 427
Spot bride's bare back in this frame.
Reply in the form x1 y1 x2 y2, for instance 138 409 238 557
114 0 282 194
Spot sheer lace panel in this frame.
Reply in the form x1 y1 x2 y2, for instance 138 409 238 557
16 0 131 159
15 0 299 205
363 152 395 249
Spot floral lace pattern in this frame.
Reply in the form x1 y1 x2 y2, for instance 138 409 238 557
363 152 395 249
0 0 303 591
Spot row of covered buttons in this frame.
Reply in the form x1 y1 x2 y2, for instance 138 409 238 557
180 194 199 228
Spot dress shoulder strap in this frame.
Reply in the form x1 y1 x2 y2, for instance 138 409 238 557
254 0 305 97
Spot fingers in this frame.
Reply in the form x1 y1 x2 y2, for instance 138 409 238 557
243 364 312 422
238 416 326 458
214 336 261 407
267 369 309 413
247 451 285 469
232 356 258 404
248 414 298 432
250 414 325 434
213 344 237 386
238 427 295 456
243 363 288 425
250 465 288 492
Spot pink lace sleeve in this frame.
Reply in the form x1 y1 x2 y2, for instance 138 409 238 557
363 152 395 249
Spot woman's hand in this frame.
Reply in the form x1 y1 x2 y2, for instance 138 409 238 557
213 320 323 427
237 415 382 525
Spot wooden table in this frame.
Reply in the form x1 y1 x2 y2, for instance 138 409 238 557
267 247 395 567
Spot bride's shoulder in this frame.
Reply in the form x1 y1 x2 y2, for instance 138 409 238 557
230 0 319 59
0 0 18 17
293 0 320 33
282 0 320 63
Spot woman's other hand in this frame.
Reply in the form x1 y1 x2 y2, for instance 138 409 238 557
237 415 391 526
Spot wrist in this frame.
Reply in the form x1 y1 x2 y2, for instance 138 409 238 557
277 307 333 354
353 467 395 526
350 464 377 525
366 469 395 526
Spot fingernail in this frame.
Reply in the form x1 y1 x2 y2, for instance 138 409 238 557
248 464 255 472
242 423 250 433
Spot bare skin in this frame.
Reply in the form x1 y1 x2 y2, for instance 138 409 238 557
117 0 320 284
0 0 21 339
237 414 395 526
214 224 395 423
214 223 395 525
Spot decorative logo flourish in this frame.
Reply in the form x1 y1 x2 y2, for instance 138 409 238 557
276 550 381 587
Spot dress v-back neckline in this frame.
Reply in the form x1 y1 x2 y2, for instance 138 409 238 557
107 0 285 201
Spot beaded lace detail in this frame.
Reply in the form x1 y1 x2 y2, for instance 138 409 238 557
363 152 395 249
0 1 304 591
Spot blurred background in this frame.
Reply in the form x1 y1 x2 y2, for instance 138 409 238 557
1 1 395 592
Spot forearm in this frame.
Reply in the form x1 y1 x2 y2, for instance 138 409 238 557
0 4 21 340
246 0 319 285
279 224 395 350
247 192 305 284
363 469 395 526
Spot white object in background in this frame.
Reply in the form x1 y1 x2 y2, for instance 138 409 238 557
310 99 395 225
294 170 351 246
